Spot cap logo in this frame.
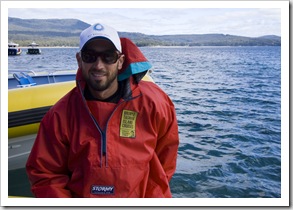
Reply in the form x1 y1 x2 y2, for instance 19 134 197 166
93 24 104 31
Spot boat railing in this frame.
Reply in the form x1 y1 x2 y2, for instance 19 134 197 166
9 69 37 76
8 70 77 89
8 69 77 78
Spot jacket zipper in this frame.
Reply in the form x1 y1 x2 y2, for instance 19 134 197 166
77 81 104 167
103 100 125 167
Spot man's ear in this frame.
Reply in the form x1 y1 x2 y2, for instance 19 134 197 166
118 54 125 70
76 52 82 69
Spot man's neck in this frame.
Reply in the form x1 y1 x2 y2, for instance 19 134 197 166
84 82 122 103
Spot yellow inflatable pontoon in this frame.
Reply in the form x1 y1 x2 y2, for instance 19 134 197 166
8 81 75 138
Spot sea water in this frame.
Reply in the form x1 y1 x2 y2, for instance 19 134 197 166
8 46 281 198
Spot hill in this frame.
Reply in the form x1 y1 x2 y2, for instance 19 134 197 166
8 17 89 47
8 17 281 47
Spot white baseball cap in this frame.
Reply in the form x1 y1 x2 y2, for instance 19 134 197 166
79 23 121 52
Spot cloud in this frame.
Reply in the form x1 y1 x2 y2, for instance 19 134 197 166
8 8 281 37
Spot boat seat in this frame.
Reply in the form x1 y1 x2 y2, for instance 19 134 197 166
13 72 37 88
20 72 37 85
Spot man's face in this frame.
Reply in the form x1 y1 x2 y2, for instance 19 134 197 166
77 39 124 97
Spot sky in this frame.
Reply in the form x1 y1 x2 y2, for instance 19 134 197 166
5 1 284 37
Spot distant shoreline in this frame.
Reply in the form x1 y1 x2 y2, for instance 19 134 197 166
19 46 79 49
18 45 281 49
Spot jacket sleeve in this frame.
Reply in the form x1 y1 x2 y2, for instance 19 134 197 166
26 109 72 198
155 97 179 182
145 93 179 197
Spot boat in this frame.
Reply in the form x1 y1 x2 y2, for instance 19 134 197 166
8 42 22 56
8 80 76 138
26 41 41 54
8 70 77 89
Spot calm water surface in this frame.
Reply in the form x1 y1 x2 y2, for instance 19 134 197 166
8 46 281 198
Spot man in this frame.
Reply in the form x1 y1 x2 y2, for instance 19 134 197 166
26 23 179 198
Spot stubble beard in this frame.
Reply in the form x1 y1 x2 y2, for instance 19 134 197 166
86 67 118 92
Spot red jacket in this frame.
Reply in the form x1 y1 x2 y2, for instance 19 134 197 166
26 38 179 198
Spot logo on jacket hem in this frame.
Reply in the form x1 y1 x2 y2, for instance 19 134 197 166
91 185 115 195
120 110 138 138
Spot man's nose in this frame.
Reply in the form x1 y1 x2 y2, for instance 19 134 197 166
93 56 105 69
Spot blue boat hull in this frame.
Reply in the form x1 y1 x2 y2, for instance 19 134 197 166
8 48 22 56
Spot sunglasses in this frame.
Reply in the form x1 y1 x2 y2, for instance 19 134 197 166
81 50 121 64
